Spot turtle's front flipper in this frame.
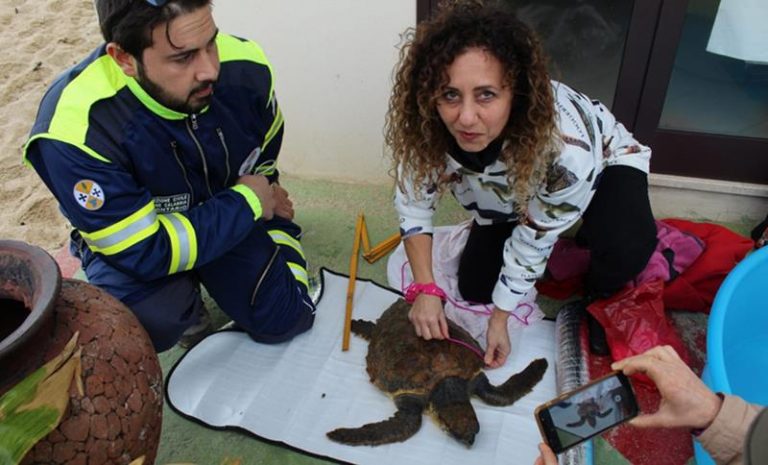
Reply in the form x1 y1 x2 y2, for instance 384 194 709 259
350 319 376 341
326 394 424 446
471 358 548 406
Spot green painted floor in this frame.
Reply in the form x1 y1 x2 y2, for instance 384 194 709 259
153 176 756 465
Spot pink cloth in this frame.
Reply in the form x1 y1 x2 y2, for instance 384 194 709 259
634 220 706 285
546 220 705 286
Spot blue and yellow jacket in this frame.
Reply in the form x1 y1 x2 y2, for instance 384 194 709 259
24 33 283 282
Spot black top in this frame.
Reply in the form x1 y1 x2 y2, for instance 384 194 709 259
447 138 503 172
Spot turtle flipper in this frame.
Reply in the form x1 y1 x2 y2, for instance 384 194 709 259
326 394 424 446
471 358 548 406
350 319 376 341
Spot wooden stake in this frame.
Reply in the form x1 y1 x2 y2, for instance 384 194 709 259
342 216 402 351
342 213 365 351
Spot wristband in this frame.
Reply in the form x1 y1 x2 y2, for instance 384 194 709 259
404 282 447 304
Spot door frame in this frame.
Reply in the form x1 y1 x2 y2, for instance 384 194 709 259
631 0 768 183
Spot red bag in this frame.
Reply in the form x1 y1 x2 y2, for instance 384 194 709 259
587 279 690 370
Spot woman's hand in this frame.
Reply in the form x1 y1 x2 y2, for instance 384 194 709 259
408 293 449 340
533 443 558 465
402 234 445 340
611 345 722 430
484 308 511 368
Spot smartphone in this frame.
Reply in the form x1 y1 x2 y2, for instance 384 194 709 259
534 371 638 454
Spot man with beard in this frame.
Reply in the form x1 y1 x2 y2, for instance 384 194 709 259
24 0 316 351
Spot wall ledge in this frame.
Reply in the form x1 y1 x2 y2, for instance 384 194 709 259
649 174 768 223
650 173 768 198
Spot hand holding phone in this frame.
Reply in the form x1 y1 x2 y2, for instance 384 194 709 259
611 345 722 430
534 371 638 454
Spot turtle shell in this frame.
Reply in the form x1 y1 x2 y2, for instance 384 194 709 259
365 299 485 395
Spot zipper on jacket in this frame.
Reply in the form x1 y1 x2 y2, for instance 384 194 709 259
170 141 196 206
216 127 232 187
186 114 214 197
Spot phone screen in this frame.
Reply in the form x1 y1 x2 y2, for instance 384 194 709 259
536 372 638 453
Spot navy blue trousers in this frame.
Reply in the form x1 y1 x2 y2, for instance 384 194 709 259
78 216 315 351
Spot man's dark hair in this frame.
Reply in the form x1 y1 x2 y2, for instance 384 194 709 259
95 0 211 58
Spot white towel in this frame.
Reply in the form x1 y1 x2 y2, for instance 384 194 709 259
166 269 557 465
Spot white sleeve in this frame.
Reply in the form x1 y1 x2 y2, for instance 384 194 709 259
593 100 651 173
491 155 594 311
393 165 439 238
490 92 649 311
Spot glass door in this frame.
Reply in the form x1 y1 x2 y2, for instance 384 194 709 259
634 0 768 183
660 0 768 138
511 0 635 108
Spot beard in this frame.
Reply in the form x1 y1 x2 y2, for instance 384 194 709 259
135 62 214 114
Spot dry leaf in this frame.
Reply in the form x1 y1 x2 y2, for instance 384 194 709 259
0 333 81 464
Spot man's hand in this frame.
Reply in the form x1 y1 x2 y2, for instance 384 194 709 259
408 293 449 340
484 308 511 368
272 183 295 220
236 174 275 220
611 345 722 430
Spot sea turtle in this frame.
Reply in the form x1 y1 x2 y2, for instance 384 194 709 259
327 299 548 447
564 399 614 428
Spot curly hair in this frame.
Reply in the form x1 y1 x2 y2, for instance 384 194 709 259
386 0 560 213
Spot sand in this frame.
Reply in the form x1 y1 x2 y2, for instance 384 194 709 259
0 0 101 252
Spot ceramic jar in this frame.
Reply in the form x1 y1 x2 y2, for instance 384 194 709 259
0 240 163 465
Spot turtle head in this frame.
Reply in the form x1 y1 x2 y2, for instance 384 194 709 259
430 377 479 447
436 403 479 446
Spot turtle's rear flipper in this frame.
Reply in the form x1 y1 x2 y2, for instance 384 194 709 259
326 394 423 446
471 358 548 406
350 319 376 341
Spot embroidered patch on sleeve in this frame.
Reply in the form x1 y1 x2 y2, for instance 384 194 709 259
154 193 191 213
73 180 105 211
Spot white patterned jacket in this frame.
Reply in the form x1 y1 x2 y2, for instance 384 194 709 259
395 81 651 312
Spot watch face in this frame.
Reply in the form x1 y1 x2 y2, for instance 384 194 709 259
746 408 768 465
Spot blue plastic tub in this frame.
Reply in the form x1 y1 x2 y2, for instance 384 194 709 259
695 246 768 464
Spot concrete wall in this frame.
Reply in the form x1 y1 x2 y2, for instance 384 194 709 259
214 1 414 184
650 174 768 224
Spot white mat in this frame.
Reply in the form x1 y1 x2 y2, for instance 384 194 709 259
166 269 557 465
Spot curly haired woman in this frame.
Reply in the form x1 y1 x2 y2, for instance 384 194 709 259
389 0 657 367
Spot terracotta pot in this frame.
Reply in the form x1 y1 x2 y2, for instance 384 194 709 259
0 240 59 392
0 241 163 465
